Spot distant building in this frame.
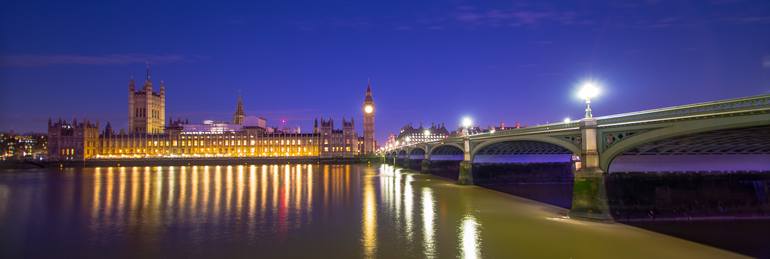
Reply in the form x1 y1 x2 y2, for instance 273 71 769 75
47 118 99 160
46 75 372 160
397 123 450 143
362 80 376 154
0 132 47 160
314 118 358 158
128 64 165 134
233 95 245 125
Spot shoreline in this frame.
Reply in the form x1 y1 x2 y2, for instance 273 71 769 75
0 157 383 169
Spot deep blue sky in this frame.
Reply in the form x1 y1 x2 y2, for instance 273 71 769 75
1 0 769 142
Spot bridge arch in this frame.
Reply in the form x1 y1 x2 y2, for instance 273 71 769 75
408 147 426 159
601 114 770 172
396 149 408 159
470 135 580 163
428 143 464 161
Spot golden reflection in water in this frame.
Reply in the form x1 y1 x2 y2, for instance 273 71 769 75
92 167 101 220
237 165 245 215
203 166 210 216
249 165 257 222
168 166 175 208
422 187 436 259
260 165 267 221
155 166 163 222
180 166 187 215
295 164 302 221
362 166 377 258
106 167 114 219
192 166 199 213
323 165 329 207
272 165 279 216
214 166 222 218
404 174 415 243
130 167 139 223
226 166 233 218
305 164 313 223
459 215 481 259
82 164 347 243
118 167 126 221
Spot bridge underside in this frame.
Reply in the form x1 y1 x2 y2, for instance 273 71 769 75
610 125 770 173
429 145 463 161
474 140 573 164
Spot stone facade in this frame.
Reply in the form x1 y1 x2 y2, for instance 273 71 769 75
315 118 359 158
362 81 375 154
129 64 165 134
47 118 99 160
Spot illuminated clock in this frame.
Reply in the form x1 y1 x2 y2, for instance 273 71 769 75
364 105 374 114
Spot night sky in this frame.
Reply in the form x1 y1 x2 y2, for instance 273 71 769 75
1 0 769 142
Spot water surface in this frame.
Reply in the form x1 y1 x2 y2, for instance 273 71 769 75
0 164 744 258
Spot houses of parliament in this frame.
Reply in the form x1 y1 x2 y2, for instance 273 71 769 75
47 66 377 161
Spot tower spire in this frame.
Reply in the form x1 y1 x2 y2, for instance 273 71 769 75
233 93 245 125
145 61 151 81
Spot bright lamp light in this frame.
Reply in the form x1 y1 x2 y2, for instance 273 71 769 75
461 117 473 128
578 81 601 100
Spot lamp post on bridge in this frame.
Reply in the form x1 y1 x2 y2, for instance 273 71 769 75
570 80 612 221
458 116 474 185
578 81 600 119
420 129 432 173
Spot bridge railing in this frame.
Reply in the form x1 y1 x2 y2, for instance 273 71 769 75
381 94 770 152
595 94 770 125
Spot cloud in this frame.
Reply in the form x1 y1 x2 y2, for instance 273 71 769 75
453 6 580 27
763 55 770 69
0 54 192 67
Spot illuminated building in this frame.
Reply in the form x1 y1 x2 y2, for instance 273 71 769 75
47 118 100 160
0 132 47 160
362 80 375 154
314 118 359 158
233 95 244 125
128 63 165 134
46 76 372 161
390 123 449 146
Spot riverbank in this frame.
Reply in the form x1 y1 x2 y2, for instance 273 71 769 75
0 157 383 170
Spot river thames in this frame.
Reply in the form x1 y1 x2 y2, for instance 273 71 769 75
0 164 748 258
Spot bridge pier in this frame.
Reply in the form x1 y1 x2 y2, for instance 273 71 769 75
421 159 431 173
570 168 611 220
458 161 474 185
569 118 612 221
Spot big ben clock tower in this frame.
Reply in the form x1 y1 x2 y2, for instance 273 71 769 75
363 80 375 155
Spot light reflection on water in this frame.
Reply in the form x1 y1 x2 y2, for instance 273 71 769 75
0 164 744 258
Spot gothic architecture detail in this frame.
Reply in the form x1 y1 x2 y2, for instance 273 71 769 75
47 69 370 161
129 63 165 134
362 80 375 154
314 118 359 158
601 129 654 150
47 118 99 160
233 95 245 125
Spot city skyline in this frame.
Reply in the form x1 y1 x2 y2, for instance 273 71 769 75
2 0 770 142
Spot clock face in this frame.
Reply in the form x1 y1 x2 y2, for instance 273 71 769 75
364 105 374 114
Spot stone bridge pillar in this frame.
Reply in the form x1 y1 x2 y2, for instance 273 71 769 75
570 118 612 220
421 145 431 173
458 137 474 185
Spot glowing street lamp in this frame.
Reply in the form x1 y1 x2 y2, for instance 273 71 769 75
578 80 601 118
461 116 473 128
563 117 571 123
461 116 473 136
423 129 431 137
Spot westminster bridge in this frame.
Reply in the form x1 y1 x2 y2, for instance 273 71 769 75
381 94 770 220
